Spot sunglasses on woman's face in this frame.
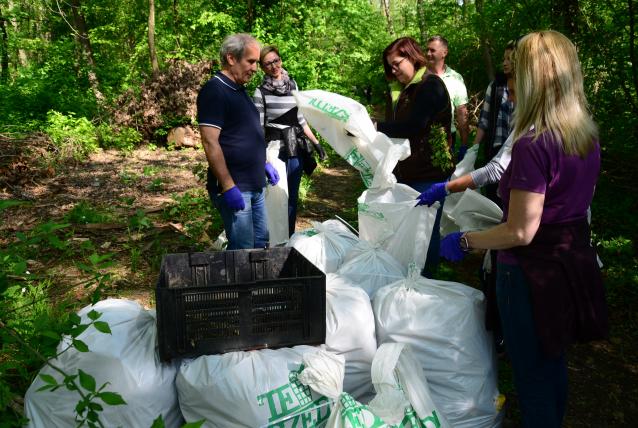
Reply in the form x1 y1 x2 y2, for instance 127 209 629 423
263 57 281 68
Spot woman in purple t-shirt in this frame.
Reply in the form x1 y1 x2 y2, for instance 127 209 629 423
440 31 608 427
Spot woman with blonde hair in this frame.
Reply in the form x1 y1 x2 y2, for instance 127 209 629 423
439 31 608 427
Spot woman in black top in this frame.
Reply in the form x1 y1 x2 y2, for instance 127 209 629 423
376 37 452 277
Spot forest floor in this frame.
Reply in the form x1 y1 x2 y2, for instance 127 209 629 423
1 140 637 427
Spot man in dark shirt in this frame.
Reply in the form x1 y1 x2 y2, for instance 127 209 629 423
197 33 279 249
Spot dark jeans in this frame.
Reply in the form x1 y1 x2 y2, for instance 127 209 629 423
496 263 568 428
401 180 444 278
285 156 304 237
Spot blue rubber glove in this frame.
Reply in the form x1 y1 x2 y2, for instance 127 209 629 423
222 186 245 211
265 162 280 186
415 182 448 206
457 145 468 162
440 232 466 262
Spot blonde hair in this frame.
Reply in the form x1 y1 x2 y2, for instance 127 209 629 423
513 31 598 157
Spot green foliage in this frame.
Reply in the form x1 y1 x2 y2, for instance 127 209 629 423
163 189 222 247
64 202 112 225
45 111 100 162
96 124 143 153
429 126 454 171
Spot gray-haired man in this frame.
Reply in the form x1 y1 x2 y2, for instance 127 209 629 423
197 33 280 250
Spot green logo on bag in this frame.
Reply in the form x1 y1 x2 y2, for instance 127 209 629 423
256 364 331 427
344 148 373 187
358 202 385 220
336 393 441 428
308 97 351 122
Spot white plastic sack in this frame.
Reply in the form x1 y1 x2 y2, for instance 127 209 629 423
337 240 406 299
287 220 360 273
24 299 182 428
323 274 377 399
440 144 479 236
357 133 438 269
265 140 290 246
293 90 410 187
447 189 503 232
358 184 438 270
325 343 450 428
176 346 337 427
373 268 500 428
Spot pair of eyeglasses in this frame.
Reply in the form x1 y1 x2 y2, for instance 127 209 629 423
262 57 281 68
390 57 407 70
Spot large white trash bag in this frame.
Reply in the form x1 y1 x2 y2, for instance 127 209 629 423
287 220 360 273
373 268 500 428
325 343 450 428
448 189 503 232
358 133 438 269
24 299 182 428
324 274 377 399
293 90 410 187
337 240 406 299
265 140 290 246
440 144 479 236
176 346 338 427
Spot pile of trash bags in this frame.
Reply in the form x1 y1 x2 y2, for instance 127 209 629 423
24 91 505 428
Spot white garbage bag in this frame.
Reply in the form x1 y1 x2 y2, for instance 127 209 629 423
176 346 337 427
373 268 500 428
448 189 503 232
293 90 410 187
337 240 406 299
265 140 290 246
357 131 438 269
440 144 479 236
24 299 182 428
325 343 450 428
324 274 377 399
287 220 360 273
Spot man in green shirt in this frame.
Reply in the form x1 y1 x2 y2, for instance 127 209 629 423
426 35 470 160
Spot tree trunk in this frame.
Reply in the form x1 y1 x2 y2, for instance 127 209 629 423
0 6 9 82
69 0 104 102
7 0 26 67
628 0 638 111
148 0 159 78
416 0 427 45
247 0 254 31
552 0 581 37
380 0 394 36
475 0 494 81
172 0 180 51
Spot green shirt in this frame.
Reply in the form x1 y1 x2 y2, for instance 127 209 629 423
440 66 468 133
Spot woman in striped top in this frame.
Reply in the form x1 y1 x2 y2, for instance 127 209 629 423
253 45 326 237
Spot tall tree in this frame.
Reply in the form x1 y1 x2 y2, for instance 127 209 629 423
148 0 159 78
416 0 426 45
380 0 394 36
69 0 104 102
475 0 494 80
629 0 638 112
0 5 8 82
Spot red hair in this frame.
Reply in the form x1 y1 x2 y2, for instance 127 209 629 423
382 37 427 80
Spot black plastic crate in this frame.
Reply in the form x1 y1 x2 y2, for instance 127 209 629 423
156 247 326 361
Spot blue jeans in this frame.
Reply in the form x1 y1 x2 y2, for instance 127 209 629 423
285 156 304 237
496 263 568 428
210 188 269 250
401 180 444 278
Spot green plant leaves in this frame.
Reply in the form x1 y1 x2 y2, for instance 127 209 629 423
78 369 96 392
97 391 126 406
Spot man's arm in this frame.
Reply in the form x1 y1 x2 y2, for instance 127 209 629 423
200 126 235 192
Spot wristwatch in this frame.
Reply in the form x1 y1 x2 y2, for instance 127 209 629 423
460 232 471 252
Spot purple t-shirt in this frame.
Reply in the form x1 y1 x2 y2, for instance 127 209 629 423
498 131 600 264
